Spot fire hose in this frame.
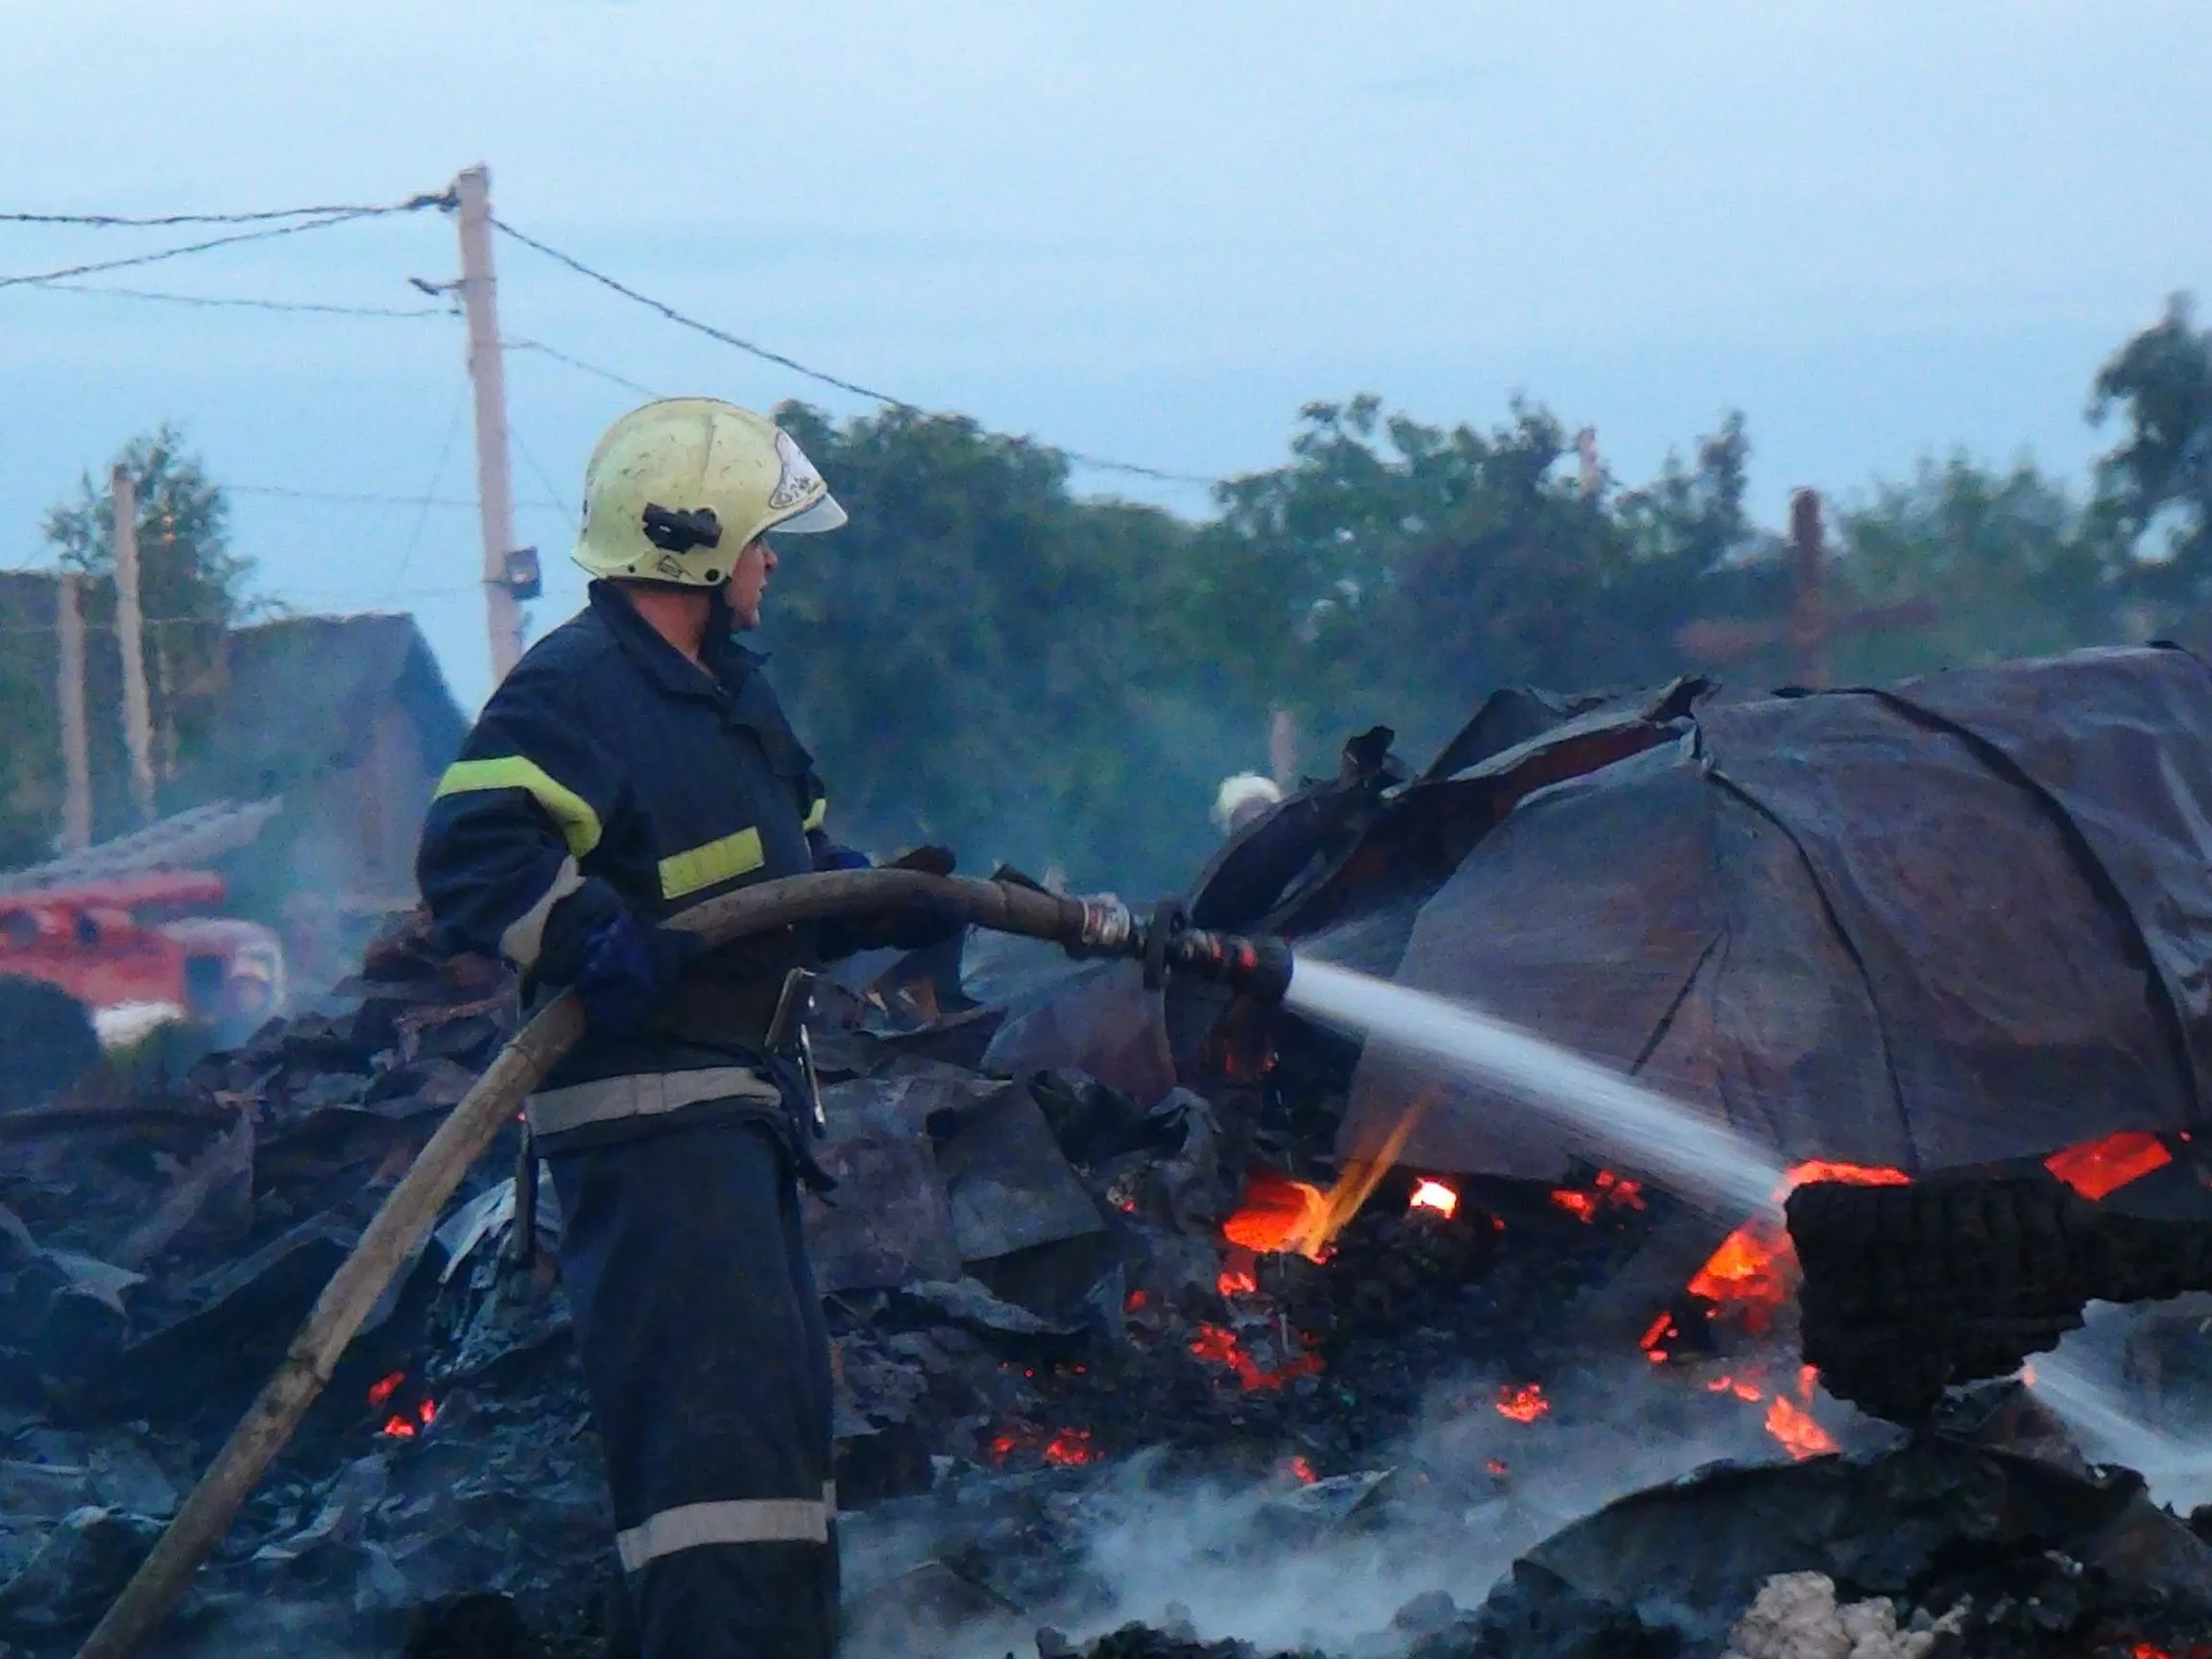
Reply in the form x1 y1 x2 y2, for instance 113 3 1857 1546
75 870 1291 1659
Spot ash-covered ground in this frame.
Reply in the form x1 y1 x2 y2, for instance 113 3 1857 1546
6 915 2212 1659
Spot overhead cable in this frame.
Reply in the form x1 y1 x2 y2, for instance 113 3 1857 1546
28 281 445 318
504 337 661 398
382 388 472 602
230 483 478 508
0 194 452 228
490 216 1217 487
0 191 451 290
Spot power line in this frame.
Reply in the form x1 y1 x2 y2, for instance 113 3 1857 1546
27 280 446 319
504 337 661 398
0 192 450 290
490 215 1219 487
228 481 565 512
382 388 472 602
510 427 579 535
229 483 478 508
0 195 452 228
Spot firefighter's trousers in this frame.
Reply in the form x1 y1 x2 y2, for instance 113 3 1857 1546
548 1114 837 1658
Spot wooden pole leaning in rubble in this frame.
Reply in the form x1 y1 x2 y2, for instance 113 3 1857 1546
55 571 93 853
76 870 1097 1659
110 466 157 825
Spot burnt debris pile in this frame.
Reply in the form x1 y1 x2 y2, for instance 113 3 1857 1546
7 643 2212 1656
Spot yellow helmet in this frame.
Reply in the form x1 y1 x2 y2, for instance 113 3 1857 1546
572 397 848 587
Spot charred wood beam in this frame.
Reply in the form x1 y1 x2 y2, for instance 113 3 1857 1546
1786 1174 2212 1425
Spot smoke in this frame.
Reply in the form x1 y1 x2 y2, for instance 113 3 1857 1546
841 1354 1871 1658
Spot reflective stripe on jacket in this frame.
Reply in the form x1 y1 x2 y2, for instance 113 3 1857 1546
416 581 830 1123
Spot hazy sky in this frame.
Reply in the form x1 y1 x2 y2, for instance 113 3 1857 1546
5 2 2206 709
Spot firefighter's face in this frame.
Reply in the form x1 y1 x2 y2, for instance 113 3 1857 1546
727 536 777 629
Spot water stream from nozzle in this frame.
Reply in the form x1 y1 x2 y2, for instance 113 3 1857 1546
1284 959 1787 1215
1282 957 2203 1491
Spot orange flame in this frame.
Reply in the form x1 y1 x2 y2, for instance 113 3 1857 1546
1409 1178 1459 1217
2045 1130 2173 1201
1764 1391 1835 1459
1221 1170 1331 1255
1220 1098 1435 1262
1495 1382 1550 1424
1685 1161 1911 1334
1189 1323 1324 1391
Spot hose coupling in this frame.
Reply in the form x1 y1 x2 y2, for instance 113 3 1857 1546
1072 893 1141 954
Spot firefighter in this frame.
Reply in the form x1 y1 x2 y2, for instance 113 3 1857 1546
418 397 922 1657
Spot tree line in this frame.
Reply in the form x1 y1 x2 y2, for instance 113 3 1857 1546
8 296 2209 893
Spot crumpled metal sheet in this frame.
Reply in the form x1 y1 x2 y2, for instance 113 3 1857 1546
931 1081 1105 1264
981 961 1176 1110
1335 647 2212 1182
802 1078 967 1293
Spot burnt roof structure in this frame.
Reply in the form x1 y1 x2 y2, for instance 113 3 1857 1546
1187 643 2212 1184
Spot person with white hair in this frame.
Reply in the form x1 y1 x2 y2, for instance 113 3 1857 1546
1213 772 1284 836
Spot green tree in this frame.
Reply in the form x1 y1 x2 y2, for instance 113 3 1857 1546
2088 293 2212 629
39 425 252 798
1179 397 1762 757
1832 454 2123 682
762 402 1228 890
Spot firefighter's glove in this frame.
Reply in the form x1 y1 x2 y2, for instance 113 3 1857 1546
575 908 691 1036
819 845 963 956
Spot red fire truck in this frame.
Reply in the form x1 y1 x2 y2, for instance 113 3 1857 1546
0 871 285 1109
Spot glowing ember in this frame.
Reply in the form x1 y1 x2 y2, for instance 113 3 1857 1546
1485 1458 1509 1477
367 1371 404 1407
1189 1323 1324 1392
1764 1393 1832 1459
1043 1429 1094 1467
1639 1311 1677 1362
1596 1169 1646 1209
1706 1374 1764 1403
1124 1289 1149 1312
1280 1455 1317 1484
1221 1170 1331 1256
2045 1130 2173 1201
1551 1168 1647 1223
378 1415 416 1440
1550 1188 1599 1222
1494 1382 1550 1424
1217 1265 1259 1298
1408 1178 1459 1217
419 1398 437 1427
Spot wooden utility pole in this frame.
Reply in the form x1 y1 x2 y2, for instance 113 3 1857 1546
454 164 525 684
55 571 92 852
1674 487 1938 688
111 466 156 823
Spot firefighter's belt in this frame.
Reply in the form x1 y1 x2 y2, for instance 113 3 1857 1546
526 1067 782 1139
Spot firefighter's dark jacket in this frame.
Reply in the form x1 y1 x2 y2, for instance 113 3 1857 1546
417 582 829 1143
